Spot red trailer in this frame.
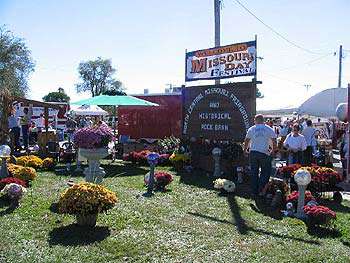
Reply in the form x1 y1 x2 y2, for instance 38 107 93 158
118 93 182 140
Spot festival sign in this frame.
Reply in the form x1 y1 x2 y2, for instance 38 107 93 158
185 41 256 81
182 82 256 141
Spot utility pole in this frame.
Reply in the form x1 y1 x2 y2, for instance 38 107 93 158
338 45 343 88
214 0 221 85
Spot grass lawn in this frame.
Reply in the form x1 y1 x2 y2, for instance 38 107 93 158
0 161 349 263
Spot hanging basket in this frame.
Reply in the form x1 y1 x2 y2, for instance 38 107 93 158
76 214 98 227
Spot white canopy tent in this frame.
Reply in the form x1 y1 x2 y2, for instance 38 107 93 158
298 88 347 118
69 104 108 116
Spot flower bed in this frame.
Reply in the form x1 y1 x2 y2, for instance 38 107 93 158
12 156 55 170
144 171 174 191
304 205 336 226
278 165 343 186
7 164 37 182
0 177 27 190
123 150 170 166
58 182 117 215
16 155 43 169
74 124 114 149
286 190 315 206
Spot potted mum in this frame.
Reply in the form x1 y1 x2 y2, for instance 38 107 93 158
144 171 174 191
1 183 27 208
304 205 336 227
74 124 114 184
58 182 117 227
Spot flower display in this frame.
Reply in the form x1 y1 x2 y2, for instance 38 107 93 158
58 182 117 215
213 178 235 193
0 177 27 190
169 153 190 163
286 190 315 205
1 183 27 200
278 164 302 177
304 205 336 226
73 125 114 149
123 150 170 166
263 180 289 197
144 171 174 190
157 136 180 154
8 164 37 182
154 171 173 189
279 164 342 185
42 157 55 170
16 155 43 169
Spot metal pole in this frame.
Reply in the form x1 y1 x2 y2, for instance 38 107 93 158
338 45 343 88
214 0 221 86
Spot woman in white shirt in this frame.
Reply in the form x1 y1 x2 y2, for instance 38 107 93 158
284 123 307 164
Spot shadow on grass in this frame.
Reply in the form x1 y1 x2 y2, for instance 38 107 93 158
306 225 342 239
102 163 148 178
49 202 59 214
249 199 283 220
178 169 215 190
342 240 350 247
52 162 149 179
0 195 10 209
189 195 320 245
0 196 18 216
48 224 111 246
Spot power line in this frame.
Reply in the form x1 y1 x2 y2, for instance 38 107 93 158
261 71 307 86
276 53 335 72
232 0 334 55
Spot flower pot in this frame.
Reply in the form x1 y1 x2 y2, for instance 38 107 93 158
76 214 98 227
79 148 109 184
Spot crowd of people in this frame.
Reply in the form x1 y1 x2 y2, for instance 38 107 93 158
244 114 348 198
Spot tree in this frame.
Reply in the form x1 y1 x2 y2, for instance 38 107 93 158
42 87 70 102
102 80 126 96
256 87 264 98
75 57 124 97
0 26 35 97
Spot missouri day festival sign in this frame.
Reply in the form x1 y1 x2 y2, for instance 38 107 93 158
182 82 256 141
185 41 256 81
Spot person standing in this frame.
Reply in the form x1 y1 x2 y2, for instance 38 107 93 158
8 108 21 151
302 119 317 165
284 124 307 164
244 114 277 198
20 104 33 149
66 117 77 143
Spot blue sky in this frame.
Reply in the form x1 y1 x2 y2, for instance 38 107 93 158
1 0 349 110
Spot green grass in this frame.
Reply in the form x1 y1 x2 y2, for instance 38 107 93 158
0 161 349 263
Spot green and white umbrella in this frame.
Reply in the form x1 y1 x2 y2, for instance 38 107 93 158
71 95 158 106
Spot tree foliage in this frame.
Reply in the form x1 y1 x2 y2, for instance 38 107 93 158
75 57 124 97
0 26 35 97
42 87 70 102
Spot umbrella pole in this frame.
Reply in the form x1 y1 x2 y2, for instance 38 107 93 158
112 106 117 163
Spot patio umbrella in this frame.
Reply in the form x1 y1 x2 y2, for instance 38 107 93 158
71 95 159 135
71 95 158 106
69 104 108 116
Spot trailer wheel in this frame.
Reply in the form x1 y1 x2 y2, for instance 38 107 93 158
333 191 343 204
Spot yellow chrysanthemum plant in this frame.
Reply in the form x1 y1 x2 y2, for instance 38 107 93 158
58 182 118 216
8 164 37 182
